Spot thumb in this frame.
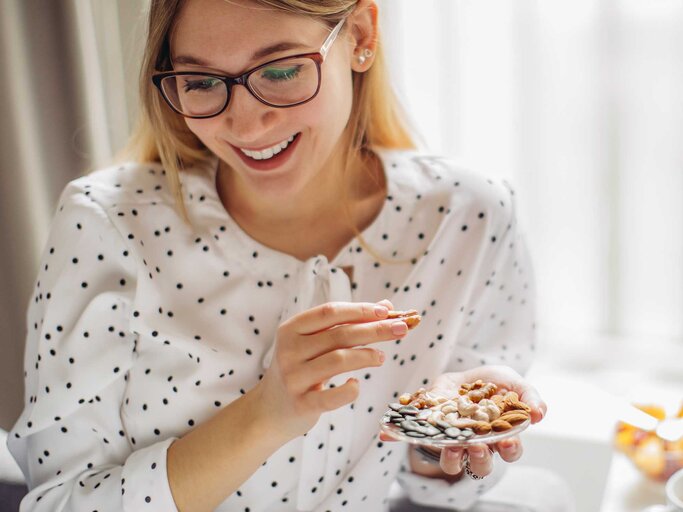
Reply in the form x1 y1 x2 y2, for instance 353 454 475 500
376 298 394 310
518 387 547 424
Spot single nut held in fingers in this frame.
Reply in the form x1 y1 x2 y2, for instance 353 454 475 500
386 309 419 319
386 310 422 330
403 315 421 329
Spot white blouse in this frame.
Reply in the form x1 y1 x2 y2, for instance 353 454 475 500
8 148 537 512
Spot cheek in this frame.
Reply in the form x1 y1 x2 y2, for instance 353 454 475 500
184 119 215 144
327 64 354 113
305 64 354 133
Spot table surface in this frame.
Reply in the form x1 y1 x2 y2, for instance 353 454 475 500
527 331 683 512
601 455 670 512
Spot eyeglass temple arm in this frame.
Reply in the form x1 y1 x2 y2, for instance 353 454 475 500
320 18 346 59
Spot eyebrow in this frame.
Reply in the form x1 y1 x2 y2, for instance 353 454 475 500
173 41 310 68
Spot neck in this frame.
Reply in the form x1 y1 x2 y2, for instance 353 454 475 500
218 148 383 232
215 147 386 261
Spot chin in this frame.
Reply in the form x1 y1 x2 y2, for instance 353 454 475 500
232 156 309 198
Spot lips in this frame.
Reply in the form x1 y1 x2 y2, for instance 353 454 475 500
230 132 302 172
239 133 297 159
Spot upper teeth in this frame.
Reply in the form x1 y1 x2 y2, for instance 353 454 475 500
240 134 296 160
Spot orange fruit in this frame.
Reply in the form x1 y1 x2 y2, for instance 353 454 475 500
633 436 666 479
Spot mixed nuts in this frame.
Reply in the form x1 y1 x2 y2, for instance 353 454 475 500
382 380 532 441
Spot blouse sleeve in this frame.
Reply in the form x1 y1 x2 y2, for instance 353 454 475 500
7 181 179 511
395 177 538 510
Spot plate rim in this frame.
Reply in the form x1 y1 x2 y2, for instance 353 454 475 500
379 416 531 447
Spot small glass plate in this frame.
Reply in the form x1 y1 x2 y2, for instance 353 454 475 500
379 416 530 448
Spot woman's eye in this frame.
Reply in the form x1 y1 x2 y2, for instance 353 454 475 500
260 65 302 81
183 78 220 92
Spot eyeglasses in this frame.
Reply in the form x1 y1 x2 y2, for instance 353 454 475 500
152 18 346 119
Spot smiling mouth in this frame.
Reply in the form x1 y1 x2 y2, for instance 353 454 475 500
230 132 302 171
237 133 301 161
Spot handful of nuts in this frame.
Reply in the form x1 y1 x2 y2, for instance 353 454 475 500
382 380 532 441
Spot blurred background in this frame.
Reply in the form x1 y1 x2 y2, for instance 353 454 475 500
1 1 682 510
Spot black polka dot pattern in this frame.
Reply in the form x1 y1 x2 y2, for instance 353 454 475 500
8 151 536 511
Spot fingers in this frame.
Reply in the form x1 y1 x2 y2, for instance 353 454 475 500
303 318 409 360
494 436 523 463
291 348 383 393
306 377 360 412
465 444 494 477
291 301 391 335
510 382 546 424
439 447 465 475
376 299 394 310
379 432 396 442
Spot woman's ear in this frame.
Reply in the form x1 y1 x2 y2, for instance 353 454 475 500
348 0 379 72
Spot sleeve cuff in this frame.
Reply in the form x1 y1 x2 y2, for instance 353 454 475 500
121 437 179 512
395 458 507 510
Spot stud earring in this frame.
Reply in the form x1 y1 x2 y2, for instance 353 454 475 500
357 48 373 65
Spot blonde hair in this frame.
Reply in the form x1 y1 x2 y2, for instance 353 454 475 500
116 0 418 257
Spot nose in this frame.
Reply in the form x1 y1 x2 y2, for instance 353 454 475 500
223 84 277 142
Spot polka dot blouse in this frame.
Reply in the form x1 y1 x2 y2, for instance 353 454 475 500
8 148 537 511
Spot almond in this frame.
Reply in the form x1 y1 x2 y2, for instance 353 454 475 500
387 309 419 319
504 391 520 402
403 315 422 330
499 411 529 425
508 401 532 414
473 422 493 435
491 419 513 431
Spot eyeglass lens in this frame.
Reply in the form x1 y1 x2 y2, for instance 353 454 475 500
161 57 320 116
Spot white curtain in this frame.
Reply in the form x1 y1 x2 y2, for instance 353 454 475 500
378 0 683 348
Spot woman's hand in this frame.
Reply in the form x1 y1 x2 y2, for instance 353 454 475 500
254 299 400 440
382 365 547 480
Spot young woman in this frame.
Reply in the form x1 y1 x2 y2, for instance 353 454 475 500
9 0 547 510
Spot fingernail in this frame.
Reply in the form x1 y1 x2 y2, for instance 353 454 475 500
535 405 545 420
375 305 388 318
378 351 385 363
391 321 408 336
470 447 486 459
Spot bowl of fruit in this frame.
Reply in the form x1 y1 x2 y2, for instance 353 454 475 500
615 403 683 482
